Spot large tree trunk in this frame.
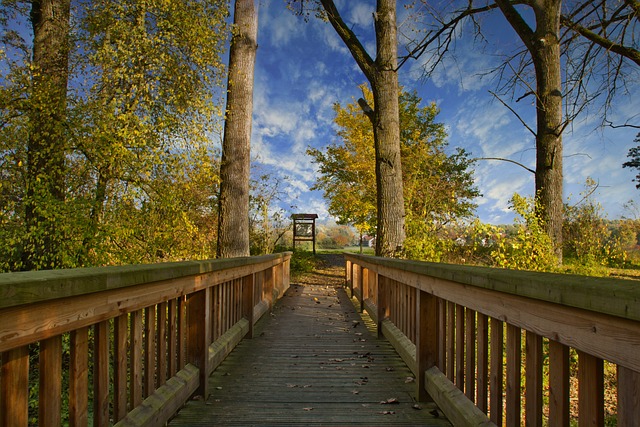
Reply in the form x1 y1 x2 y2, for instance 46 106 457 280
217 0 258 258
532 1 564 263
23 0 71 270
320 0 406 257
496 0 564 263
371 0 406 257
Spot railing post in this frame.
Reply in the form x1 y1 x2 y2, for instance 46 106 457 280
377 275 389 338
69 327 89 427
187 288 211 399
243 273 255 338
1 345 29 426
618 366 640 425
40 335 62 427
416 289 439 402
356 264 364 313
345 259 351 289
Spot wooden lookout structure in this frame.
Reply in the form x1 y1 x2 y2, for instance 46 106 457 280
291 213 318 254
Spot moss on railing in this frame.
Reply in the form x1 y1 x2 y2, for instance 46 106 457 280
0 253 291 309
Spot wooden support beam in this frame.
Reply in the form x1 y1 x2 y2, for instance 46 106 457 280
578 350 604 426
416 290 439 402
114 314 129 422
94 320 110 426
187 288 211 399
69 327 89 427
548 339 570 427
39 335 62 427
1 346 29 426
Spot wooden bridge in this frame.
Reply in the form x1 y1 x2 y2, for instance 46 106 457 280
1 252 639 426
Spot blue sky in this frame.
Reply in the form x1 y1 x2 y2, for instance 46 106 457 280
249 0 640 225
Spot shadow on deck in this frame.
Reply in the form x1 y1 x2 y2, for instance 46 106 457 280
169 281 450 426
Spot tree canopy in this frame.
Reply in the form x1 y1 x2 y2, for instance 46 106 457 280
0 0 229 271
309 86 479 260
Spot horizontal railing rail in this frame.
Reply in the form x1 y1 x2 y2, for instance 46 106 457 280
345 253 640 427
0 252 291 426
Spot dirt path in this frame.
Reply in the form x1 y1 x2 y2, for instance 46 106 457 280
293 254 346 287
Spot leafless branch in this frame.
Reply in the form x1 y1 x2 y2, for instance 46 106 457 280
489 90 537 137
473 157 535 174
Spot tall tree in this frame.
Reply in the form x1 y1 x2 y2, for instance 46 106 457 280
293 0 406 257
494 0 565 262
22 0 71 270
402 0 639 264
309 87 478 260
217 0 258 258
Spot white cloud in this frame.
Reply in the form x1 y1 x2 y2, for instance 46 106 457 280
349 3 374 27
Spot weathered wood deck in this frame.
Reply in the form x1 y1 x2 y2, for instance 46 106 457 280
169 282 451 426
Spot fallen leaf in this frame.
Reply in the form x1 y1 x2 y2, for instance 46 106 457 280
405 377 415 383
385 367 394 372
380 398 399 405
379 411 396 415
286 384 298 388
412 404 422 410
351 390 360 395
303 407 313 411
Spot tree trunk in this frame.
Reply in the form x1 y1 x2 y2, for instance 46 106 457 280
23 0 71 270
217 0 258 258
372 0 405 257
320 0 406 257
532 1 564 263
496 0 564 263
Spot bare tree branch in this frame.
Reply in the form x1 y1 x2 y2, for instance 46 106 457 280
473 157 535 174
489 90 537 137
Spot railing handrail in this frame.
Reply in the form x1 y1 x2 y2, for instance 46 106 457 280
345 253 640 426
0 253 291 310
0 252 292 426
345 253 640 322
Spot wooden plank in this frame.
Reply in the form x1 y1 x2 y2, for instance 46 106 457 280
548 339 569 427
377 275 389 337
578 350 604 426
525 331 543 427
343 256 640 373
465 309 476 402
343 253 640 323
171 283 452 427
114 315 129 422
178 297 186 369
489 318 503 426
130 310 143 409
1 345 29 426
94 320 110 427
476 312 488 412
447 301 455 382
242 274 255 338
144 305 156 398
618 365 640 426
415 290 438 402
69 327 89 427
505 323 521 426
39 335 62 427
424 367 496 427
157 302 167 387
455 304 465 391
438 298 446 373
168 299 178 377
114 364 199 427
187 288 211 399
0 253 291 310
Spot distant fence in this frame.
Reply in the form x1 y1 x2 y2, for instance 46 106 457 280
345 253 640 426
0 253 291 426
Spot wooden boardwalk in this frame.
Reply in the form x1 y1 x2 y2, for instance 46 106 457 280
169 281 451 426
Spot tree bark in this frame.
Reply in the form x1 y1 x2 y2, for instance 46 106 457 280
496 0 564 263
217 0 258 258
321 0 406 257
23 0 71 270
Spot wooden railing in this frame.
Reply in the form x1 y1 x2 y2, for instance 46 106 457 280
0 253 291 426
345 253 640 426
